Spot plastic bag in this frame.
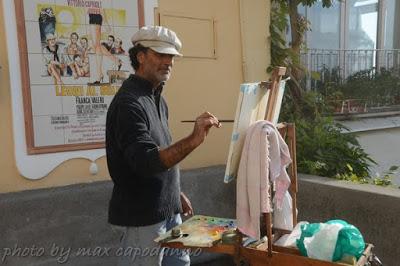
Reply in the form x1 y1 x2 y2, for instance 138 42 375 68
274 221 308 247
328 220 365 261
273 191 293 230
296 220 365 262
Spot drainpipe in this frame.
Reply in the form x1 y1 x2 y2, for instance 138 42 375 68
238 0 270 83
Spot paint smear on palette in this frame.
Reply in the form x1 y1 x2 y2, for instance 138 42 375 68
155 215 237 247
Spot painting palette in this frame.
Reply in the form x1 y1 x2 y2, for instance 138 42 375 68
155 215 237 247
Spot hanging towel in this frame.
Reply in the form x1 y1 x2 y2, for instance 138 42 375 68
262 122 292 209
236 120 291 239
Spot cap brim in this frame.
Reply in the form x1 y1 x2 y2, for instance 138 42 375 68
150 46 183 57
46 34 55 40
136 40 182 56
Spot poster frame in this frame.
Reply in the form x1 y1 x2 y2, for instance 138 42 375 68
14 0 144 155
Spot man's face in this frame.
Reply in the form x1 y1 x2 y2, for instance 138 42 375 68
71 34 78 44
47 37 56 47
138 49 175 86
115 38 122 48
108 37 114 46
80 38 87 48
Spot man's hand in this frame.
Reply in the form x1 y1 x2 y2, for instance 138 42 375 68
190 112 222 147
180 192 193 217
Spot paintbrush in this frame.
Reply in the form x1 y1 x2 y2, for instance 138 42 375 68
181 120 234 123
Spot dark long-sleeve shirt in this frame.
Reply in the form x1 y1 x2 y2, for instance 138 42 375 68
106 74 182 226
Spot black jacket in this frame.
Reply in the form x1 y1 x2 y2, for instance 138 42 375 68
106 75 181 226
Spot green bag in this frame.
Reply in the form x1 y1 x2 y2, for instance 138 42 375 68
296 219 365 262
328 220 365 261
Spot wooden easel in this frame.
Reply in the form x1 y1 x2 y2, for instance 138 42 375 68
161 66 291 255
160 67 373 265
161 122 372 265
234 121 372 266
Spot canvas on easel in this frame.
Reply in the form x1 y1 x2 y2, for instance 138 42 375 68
224 67 288 183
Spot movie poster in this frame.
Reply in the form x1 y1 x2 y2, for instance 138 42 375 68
18 0 141 153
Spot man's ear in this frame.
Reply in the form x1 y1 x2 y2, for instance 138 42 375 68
137 51 145 64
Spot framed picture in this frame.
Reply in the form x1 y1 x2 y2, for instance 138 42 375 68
15 0 144 154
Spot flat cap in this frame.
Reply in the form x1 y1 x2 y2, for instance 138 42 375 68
131 26 182 56
45 33 56 41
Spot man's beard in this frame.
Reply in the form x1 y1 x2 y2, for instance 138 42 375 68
156 72 170 83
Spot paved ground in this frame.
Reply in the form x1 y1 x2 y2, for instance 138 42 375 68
194 255 234 266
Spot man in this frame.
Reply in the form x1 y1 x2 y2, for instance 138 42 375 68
102 34 115 51
64 32 82 78
42 33 64 85
106 26 221 266
111 38 126 55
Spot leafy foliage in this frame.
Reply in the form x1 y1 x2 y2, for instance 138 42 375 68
269 0 335 99
270 0 381 182
336 68 400 107
279 90 376 179
269 1 290 71
269 0 398 186
308 65 400 112
300 0 334 7
372 165 399 187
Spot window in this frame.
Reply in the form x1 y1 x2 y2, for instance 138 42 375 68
302 0 400 114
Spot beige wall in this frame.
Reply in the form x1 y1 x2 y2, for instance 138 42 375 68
158 0 271 169
0 0 271 193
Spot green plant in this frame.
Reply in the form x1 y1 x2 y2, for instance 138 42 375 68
269 0 335 101
270 0 382 184
372 166 399 187
280 90 376 180
336 165 399 187
335 164 370 184
309 67 400 110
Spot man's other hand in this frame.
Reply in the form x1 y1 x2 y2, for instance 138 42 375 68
180 192 193 217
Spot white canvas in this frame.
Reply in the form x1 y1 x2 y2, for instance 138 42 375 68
224 79 288 183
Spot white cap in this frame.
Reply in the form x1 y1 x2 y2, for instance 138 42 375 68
46 33 56 41
131 26 182 56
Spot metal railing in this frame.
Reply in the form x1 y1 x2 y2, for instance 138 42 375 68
301 49 400 114
301 49 400 87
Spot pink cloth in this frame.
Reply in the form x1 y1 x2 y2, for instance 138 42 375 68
265 123 292 209
236 121 291 239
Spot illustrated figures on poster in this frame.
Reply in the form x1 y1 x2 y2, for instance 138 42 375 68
72 54 90 77
80 37 93 58
88 2 122 84
39 1 130 86
79 37 92 76
111 38 126 55
101 34 115 51
65 32 83 79
42 30 93 84
42 33 65 85
39 7 56 43
20 0 139 151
